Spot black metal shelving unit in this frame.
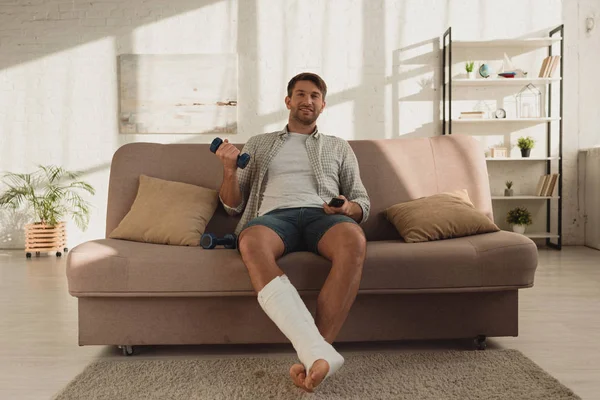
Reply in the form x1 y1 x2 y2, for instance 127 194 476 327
441 25 564 250
547 25 563 250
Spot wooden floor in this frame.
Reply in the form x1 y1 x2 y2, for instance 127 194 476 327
1 246 598 400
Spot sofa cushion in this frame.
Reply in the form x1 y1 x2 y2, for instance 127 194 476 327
108 175 219 246
66 231 537 296
385 189 500 243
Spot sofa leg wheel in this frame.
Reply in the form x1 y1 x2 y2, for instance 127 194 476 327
474 335 487 350
120 345 134 356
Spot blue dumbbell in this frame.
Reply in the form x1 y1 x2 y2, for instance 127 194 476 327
201 233 237 249
210 138 251 169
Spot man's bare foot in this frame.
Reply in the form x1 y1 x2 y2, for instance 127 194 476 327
289 359 327 392
290 360 329 392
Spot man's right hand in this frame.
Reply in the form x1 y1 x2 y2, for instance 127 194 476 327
215 139 241 172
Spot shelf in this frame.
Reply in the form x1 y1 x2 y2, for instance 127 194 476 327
451 78 561 86
443 26 564 250
453 117 560 124
492 196 559 200
486 157 559 161
524 232 560 239
453 38 562 48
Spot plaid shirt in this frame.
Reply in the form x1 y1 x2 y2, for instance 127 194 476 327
219 126 371 236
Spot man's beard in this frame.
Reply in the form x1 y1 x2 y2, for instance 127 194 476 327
292 106 320 125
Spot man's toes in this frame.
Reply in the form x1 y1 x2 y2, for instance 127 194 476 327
289 364 307 389
294 372 306 389
306 359 330 391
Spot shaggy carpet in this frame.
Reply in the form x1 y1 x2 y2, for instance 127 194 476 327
53 349 581 399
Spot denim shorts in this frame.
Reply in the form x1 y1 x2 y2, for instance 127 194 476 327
237 207 357 256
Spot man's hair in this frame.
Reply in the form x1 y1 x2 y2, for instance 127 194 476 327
287 72 327 99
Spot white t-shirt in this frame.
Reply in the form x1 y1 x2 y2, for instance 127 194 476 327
258 132 325 216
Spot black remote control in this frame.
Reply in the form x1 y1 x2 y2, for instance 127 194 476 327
328 198 345 208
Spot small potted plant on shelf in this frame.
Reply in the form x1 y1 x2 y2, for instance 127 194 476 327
517 136 535 157
506 206 532 234
504 181 514 196
465 61 475 79
0 165 95 258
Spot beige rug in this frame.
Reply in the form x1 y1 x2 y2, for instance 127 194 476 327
53 349 580 400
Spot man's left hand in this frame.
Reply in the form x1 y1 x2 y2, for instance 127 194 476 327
323 195 351 216
323 195 364 223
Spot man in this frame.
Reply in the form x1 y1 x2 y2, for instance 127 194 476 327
215 72 370 392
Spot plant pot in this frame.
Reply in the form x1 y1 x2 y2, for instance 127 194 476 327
467 71 476 79
504 189 514 196
25 221 67 257
512 225 526 234
520 148 531 157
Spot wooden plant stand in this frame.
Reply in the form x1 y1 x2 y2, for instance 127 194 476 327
25 222 68 258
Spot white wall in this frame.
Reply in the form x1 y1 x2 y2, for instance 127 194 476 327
0 0 597 248
579 0 600 150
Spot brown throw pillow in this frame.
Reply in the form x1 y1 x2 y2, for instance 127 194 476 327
109 175 219 246
385 189 499 243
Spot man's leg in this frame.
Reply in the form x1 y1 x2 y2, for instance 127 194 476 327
315 222 367 344
291 218 367 390
237 225 285 291
238 222 343 392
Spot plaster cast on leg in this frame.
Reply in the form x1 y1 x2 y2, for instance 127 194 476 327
257 275 344 379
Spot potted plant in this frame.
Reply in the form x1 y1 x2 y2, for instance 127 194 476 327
506 206 532 234
0 165 95 258
517 136 535 157
465 61 475 79
504 181 514 196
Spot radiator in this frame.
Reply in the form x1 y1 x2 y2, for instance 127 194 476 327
584 147 600 250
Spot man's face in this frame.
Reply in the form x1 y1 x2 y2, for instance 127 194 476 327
285 80 326 126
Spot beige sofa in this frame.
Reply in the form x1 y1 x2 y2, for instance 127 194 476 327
66 134 538 354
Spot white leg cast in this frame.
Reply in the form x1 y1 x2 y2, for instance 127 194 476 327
257 275 344 379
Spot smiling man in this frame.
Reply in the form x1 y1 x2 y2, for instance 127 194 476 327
215 72 370 392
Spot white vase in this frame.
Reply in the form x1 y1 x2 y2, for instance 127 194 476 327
512 225 526 234
467 71 476 79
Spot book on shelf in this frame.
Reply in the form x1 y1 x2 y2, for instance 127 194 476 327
534 175 547 196
538 56 560 78
548 56 560 77
545 173 559 196
535 173 559 196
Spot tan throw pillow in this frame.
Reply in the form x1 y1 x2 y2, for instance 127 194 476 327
109 175 219 246
385 189 499 243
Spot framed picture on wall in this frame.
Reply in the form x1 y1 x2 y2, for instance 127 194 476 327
118 54 237 134
491 147 508 158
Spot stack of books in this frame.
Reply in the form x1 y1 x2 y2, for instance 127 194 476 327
538 56 560 78
534 174 559 196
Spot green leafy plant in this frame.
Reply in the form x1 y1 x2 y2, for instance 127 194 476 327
517 136 535 150
0 165 95 230
505 181 513 189
506 207 532 226
465 61 475 73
